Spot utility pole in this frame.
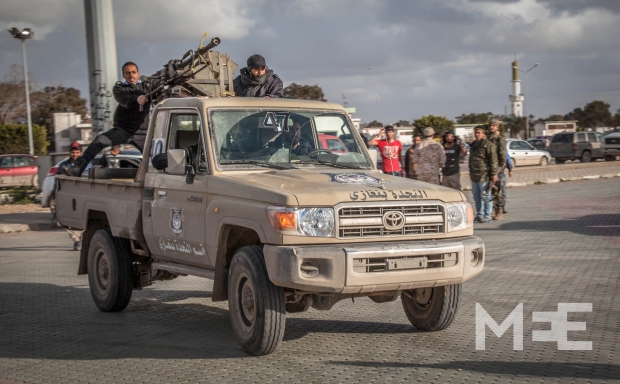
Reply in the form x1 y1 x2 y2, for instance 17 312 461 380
84 0 118 134
8 28 34 156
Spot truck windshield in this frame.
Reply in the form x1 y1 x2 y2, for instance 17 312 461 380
210 109 372 170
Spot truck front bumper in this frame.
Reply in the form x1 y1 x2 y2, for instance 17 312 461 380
263 236 484 294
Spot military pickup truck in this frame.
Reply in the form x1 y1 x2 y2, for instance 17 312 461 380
56 97 484 356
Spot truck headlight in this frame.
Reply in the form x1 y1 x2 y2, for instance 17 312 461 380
266 206 335 237
446 202 474 232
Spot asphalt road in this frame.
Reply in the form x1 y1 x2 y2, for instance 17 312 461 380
0 178 618 383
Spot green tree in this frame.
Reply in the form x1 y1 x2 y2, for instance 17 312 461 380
0 66 30 125
498 114 524 137
283 83 326 101
0 124 49 155
612 109 620 128
455 112 493 124
412 115 454 137
393 120 410 127
31 86 89 144
543 114 565 122
363 120 383 128
565 101 612 128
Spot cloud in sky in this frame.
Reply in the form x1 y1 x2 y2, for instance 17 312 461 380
1 0 619 124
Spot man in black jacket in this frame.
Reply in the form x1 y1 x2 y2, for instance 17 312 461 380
62 62 151 176
233 54 283 98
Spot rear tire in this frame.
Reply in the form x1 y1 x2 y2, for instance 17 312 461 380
512 159 517 167
539 157 549 166
228 245 285 356
604 155 616 161
87 229 133 312
580 151 591 163
401 284 461 331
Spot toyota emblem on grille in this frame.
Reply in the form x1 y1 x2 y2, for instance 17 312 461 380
382 211 405 230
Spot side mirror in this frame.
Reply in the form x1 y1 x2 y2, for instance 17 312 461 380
167 149 187 175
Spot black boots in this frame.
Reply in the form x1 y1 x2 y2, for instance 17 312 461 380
61 157 88 177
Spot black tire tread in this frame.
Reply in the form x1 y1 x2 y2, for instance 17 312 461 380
88 229 133 312
229 245 285 355
402 284 461 331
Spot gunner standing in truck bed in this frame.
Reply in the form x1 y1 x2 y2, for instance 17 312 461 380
62 62 152 176
233 54 283 98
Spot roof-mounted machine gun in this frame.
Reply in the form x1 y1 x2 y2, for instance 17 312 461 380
143 35 238 109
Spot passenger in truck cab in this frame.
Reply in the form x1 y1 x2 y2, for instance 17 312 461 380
233 54 284 98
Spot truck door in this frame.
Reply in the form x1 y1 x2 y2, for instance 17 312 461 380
149 111 210 268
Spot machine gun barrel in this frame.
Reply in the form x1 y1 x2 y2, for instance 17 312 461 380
178 37 220 68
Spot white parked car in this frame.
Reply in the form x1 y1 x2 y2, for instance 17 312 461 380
506 139 551 167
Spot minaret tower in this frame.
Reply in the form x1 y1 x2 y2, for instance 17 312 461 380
509 59 524 117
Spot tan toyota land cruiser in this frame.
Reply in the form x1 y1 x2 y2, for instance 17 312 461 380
56 97 484 356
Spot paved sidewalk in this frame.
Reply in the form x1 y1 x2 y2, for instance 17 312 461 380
0 178 618 383
460 160 620 189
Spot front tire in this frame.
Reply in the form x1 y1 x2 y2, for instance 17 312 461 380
228 245 285 356
401 284 461 331
87 229 133 312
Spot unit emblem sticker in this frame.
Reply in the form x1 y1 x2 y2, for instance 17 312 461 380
324 173 387 189
171 208 183 236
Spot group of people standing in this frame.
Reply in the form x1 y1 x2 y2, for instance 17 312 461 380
369 120 513 223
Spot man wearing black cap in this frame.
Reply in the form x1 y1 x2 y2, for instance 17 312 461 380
441 130 467 190
233 54 283 98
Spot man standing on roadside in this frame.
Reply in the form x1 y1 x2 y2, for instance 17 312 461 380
413 127 446 185
469 126 498 223
61 62 152 176
441 130 467 190
403 135 421 179
56 142 84 250
368 125 403 176
487 119 507 220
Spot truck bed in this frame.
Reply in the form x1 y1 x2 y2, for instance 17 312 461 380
56 175 145 241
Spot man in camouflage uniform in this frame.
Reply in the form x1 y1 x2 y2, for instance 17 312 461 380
403 134 421 179
469 126 498 223
487 119 507 220
412 127 446 185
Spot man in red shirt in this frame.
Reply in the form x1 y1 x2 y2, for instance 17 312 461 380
368 125 403 176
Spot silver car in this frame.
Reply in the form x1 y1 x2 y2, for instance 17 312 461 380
506 139 551 167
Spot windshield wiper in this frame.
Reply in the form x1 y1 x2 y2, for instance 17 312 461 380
293 159 364 170
220 160 291 170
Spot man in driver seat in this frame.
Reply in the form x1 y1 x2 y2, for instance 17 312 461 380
267 120 313 156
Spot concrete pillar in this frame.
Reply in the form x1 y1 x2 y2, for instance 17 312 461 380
84 0 118 133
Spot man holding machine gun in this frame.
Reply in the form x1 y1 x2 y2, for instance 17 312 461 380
62 62 151 176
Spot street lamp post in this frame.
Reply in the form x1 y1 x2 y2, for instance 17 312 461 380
8 27 35 156
513 63 539 140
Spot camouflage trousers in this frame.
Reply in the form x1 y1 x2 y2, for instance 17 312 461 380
417 173 440 185
492 173 506 208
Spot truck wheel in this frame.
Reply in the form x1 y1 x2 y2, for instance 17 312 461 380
87 229 133 312
580 151 591 163
401 284 461 331
228 245 285 356
604 155 615 161
555 158 565 164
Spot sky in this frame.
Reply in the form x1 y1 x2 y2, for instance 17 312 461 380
1 0 620 125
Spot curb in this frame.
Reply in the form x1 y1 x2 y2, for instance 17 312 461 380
0 222 59 234
462 172 619 191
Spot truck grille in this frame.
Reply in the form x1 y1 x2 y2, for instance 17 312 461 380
353 253 458 273
337 204 445 238
605 138 620 145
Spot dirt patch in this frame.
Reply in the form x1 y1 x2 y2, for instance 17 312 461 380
0 204 50 215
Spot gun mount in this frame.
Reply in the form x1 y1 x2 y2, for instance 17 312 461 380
146 36 238 103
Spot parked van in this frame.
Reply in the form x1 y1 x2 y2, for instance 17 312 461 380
549 131 603 164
